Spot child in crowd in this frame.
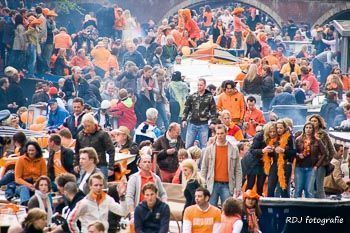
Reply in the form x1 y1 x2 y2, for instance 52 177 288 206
242 189 261 233
220 197 243 233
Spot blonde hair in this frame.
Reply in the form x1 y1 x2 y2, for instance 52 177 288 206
187 146 202 160
181 159 204 189
263 122 277 143
245 63 258 82
81 113 98 125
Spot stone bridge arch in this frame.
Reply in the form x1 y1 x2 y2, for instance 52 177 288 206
313 2 350 27
162 0 284 28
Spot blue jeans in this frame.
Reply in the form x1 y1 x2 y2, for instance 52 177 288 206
312 58 328 85
294 167 316 198
156 102 169 130
262 97 273 112
15 185 32 205
27 44 37 77
314 166 326 198
185 123 209 149
209 182 231 207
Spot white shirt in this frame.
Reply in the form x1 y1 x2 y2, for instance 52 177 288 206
79 172 91 191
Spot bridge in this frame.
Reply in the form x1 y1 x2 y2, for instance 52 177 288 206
83 0 350 27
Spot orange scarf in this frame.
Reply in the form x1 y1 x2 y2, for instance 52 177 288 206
262 132 290 190
89 191 107 206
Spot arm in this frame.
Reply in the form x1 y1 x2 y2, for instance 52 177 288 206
213 223 221 233
156 176 168 202
14 159 32 187
182 95 192 122
108 196 128 217
74 137 81 167
182 208 192 233
239 96 245 121
234 154 243 191
134 206 145 233
216 94 223 112
40 158 47 176
63 148 75 173
315 140 326 168
332 160 348 191
126 175 137 212
200 147 209 181
67 201 85 233
104 132 116 171
159 204 170 233
232 220 243 233
209 96 218 122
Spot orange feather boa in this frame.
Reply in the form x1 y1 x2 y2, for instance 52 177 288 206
262 132 290 190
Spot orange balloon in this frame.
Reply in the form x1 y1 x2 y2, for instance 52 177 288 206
20 111 33 124
29 123 45 131
37 137 48 148
35 115 46 124
182 46 191 56
110 99 118 108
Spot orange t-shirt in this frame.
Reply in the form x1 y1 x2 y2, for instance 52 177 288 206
53 150 68 177
54 32 72 49
183 205 221 233
139 174 154 202
215 145 229 182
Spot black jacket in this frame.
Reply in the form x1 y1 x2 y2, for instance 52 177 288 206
61 190 85 232
62 112 85 139
0 87 9 110
75 128 115 170
134 199 170 233
261 75 275 99
184 179 201 209
8 79 26 110
94 110 112 130
47 146 75 181
153 133 185 173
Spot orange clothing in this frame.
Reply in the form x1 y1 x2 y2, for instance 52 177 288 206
227 123 244 141
53 150 68 177
107 55 120 71
139 173 154 202
91 47 112 71
217 92 246 122
114 9 126 30
342 75 350 91
183 205 221 233
234 16 246 32
264 55 280 68
220 214 242 233
215 145 229 182
70 56 92 69
280 62 301 76
54 32 72 49
244 107 266 137
235 72 246 88
15 155 47 187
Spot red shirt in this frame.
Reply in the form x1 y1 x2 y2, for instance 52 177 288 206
139 172 154 202
302 74 320 94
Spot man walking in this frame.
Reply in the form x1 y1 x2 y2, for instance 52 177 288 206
201 124 242 206
182 78 217 148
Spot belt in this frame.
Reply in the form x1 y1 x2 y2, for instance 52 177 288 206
215 181 229 184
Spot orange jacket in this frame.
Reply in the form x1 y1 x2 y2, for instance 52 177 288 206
217 92 245 121
342 75 350 91
15 155 47 187
91 47 112 71
227 122 244 141
244 107 266 136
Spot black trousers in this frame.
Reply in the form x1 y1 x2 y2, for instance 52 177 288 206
246 173 266 196
267 162 292 197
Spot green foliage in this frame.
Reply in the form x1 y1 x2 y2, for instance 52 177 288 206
55 0 84 15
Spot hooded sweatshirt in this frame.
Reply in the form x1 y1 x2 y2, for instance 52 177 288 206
110 97 137 131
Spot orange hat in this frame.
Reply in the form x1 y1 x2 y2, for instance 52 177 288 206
243 189 260 200
30 18 43 26
47 10 58 17
49 87 58 95
42 8 50 15
233 7 244 15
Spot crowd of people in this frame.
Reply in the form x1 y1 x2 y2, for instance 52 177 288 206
0 1 350 233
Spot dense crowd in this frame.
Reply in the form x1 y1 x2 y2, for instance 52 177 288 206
0 1 350 233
